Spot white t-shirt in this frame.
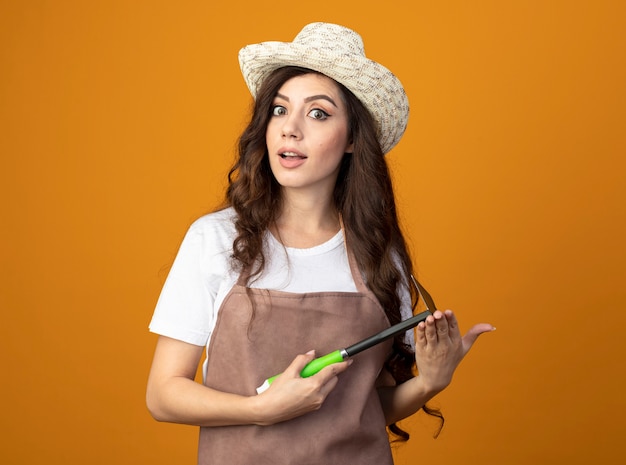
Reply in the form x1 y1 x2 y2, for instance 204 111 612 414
149 207 415 349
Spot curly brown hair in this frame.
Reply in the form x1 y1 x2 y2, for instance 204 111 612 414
224 66 442 440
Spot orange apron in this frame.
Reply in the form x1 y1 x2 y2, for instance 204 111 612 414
199 249 394 464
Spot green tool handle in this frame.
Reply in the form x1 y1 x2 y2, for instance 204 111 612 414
257 350 345 393
300 349 345 377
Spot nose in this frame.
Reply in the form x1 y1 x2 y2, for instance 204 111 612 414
281 113 303 139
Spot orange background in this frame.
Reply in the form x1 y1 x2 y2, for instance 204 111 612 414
1 1 625 464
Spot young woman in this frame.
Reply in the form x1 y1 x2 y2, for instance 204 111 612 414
147 22 494 464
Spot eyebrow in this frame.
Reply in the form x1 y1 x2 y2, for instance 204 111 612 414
275 92 338 108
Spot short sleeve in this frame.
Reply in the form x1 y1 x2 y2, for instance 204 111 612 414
149 215 232 346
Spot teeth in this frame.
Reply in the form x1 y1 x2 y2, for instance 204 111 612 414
281 151 305 158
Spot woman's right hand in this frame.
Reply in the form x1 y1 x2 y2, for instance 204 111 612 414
252 350 352 425
147 337 350 427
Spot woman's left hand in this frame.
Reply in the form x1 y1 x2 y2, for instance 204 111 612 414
414 310 494 394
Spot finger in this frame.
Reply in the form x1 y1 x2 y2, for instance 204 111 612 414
444 309 458 330
424 314 438 344
444 310 462 340
461 323 496 355
282 350 317 378
318 373 340 397
302 359 350 398
415 321 427 348
316 359 352 385
434 310 450 341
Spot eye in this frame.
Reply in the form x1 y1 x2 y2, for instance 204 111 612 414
308 108 329 120
271 105 287 116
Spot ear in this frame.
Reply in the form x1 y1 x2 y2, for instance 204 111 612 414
344 141 354 154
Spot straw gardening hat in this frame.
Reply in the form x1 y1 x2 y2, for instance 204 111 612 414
238 22 409 154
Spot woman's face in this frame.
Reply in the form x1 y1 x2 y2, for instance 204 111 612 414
265 73 353 197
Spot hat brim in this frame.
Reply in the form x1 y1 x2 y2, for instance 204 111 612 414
239 41 408 154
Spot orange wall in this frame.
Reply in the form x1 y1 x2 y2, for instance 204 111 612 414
1 1 625 464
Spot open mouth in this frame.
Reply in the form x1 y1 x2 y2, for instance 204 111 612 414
280 151 307 160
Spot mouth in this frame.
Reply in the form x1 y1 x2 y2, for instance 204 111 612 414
279 151 307 160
